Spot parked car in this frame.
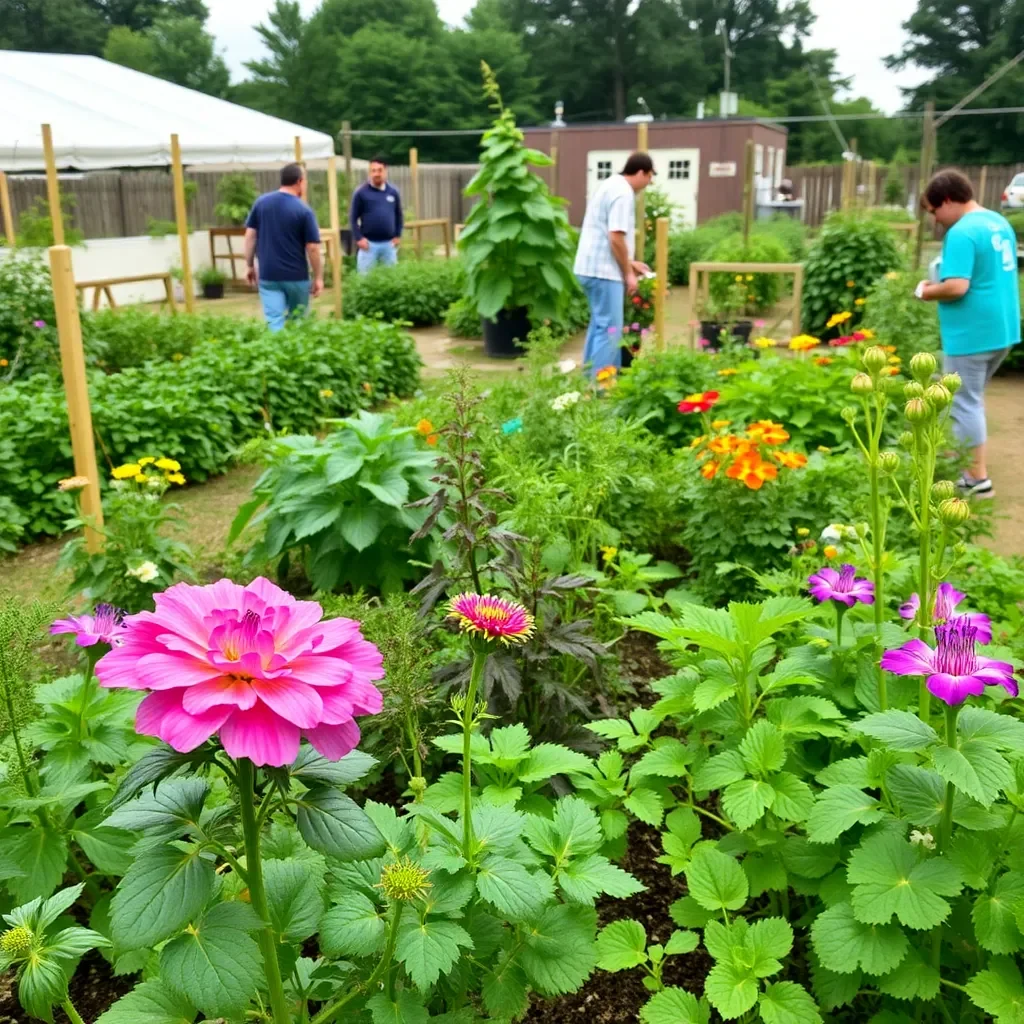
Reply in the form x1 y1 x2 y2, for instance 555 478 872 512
1001 172 1024 210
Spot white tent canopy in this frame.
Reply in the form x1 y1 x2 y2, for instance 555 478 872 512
0 51 336 172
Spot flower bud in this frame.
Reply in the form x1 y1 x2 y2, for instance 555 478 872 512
898 430 915 450
862 346 888 374
938 498 970 526
409 776 427 795
855 522 869 538
954 541 968 558
924 383 952 408
941 372 962 394
931 479 956 501
877 451 901 474
0 926 32 958
850 373 874 396
904 398 931 424
909 351 938 382
903 381 925 399
378 856 432 902
840 406 857 425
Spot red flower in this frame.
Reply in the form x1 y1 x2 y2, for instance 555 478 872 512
633 296 641 305
677 391 720 414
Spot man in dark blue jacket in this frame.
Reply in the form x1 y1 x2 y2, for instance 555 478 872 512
350 156 403 274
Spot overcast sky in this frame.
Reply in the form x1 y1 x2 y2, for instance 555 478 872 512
206 0 930 115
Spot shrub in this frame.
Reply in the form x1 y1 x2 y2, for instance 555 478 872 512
444 285 590 340
802 211 903 337
214 171 258 225
1005 210 1024 241
0 317 422 543
345 257 465 326
861 268 941 362
706 232 792 314
0 254 57 378
755 213 808 259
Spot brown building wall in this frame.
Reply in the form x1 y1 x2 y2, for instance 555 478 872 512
524 119 788 227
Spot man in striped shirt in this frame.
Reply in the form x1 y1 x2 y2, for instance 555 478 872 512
573 152 655 375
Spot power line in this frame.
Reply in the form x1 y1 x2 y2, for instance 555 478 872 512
808 73 848 151
934 48 1024 129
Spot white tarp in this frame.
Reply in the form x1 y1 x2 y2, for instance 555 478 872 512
0 51 336 171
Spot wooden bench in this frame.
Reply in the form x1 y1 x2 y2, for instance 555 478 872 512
76 272 176 312
209 226 248 283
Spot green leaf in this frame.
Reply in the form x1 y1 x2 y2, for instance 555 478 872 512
625 787 665 826
319 892 385 957
520 904 598 996
705 960 758 1019
71 815 135 876
471 804 526 855
549 796 604 858
670 895 714 928
104 778 208 833
665 929 700 956
94 980 195 1024
487 724 531 768
685 848 748 912
289 746 377 787
482 959 530 1020
856 711 939 752
476 855 555 922
657 807 702 875
295 787 385 861
811 961 861 1011
108 749 204 811
810 902 909 975
847 833 962 929
693 676 737 712
0 827 68 901
263 858 324 943
876 947 941 1001
18 955 69 1022
518 743 593 783
966 957 1024 1023
740 720 786 776
366 990 429 1024
110 846 215 950
559 854 645 904
744 917 794 970
596 919 647 971
973 872 1024 954
781 837 841 879
758 981 822 1024
722 778 775 829
340 504 382 551
159 902 262 1017
396 916 473 990
816 757 871 789
641 987 710 1024
885 764 945 826
768 773 814 822
693 750 747 790
806 786 885 844
933 742 1008 807
958 707 1024 748
631 740 692 781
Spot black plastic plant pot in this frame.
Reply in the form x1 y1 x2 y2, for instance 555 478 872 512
203 283 225 299
700 319 753 346
482 306 531 359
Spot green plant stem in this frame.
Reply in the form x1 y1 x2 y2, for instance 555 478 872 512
0 647 35 797
237 758 292 1024
917 432 935 724
463 649 487 863
406 710 423 780
209 841 249 884
61 998 86 1024
868 443 888 710
937 703 960 853
835 604 846 648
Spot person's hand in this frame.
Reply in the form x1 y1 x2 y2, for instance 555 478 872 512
915 280 928 300
392 237 401 248
357 238 370 251
625 271 639 295
631 260 651 275
312 276 324 298
246 266 257 288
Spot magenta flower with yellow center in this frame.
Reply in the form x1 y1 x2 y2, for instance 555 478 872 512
448 593 535 645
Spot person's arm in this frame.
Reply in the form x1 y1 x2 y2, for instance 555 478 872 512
350 187 368 249
393 188 403 246
920 278 970 301
307 243 323 296
244 228 258 287
920 229 973 302
608 231 637 294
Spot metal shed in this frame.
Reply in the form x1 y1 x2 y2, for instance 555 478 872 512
524 118 789 228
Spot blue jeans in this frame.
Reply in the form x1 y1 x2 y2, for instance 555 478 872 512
357 240 399 274
258 280 310 332
578 275 624 376
944 348 1009 447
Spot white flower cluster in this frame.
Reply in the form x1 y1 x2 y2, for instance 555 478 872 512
909 829 936 850
126 561 159 583
551 390 582 412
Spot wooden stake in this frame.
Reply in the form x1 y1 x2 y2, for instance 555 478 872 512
552 130 561 197
742 139 755 248
327 155 343 319
867 160 877 206
978 165 989 207
410 147 420 220
0 171 15 246
170 134 195 314
635 122 649 259
342 121 353 193
41 124 64 246
294 135 303 165
654 216 669 351
49 245 104 553
791 264 804 335
914 102 936 270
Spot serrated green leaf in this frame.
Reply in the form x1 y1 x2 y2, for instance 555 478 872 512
722 778 775 829
665 929 700 956
769 773 814 822
625 787 665 826
366 990 429 1024
806 786 885 843
966 957 1024 1023
758 981 822 1024
520 904 597 996
885 764 945 826
396 916 473 990
670 895 714 928
958 707 1024 749
476 855 555 921
811 961 861 1011
640 987 710 1024
559 853 645 904
857 711 939 752
94 979 195 1024
288 746 377 787
104 778 208 832
693 750 747 791
744 852 788 897
816 757 871 789
705 959 758 1019
18 955 69 1022
319 892 385 957
110 846 215 950
810 901 908 975
518 743 594 783
657 807 702 874
685 848 748 912
470 804 525 856
295 787 385 861
263 858 324 943
693 676 738 712
740 720 786 776
0 827 68 902
631 740 692 781
482 959 530 1019
973 872 1024 954
744 917 794 969
876 947 940 1001
596 919 647 971
781 837 841 879
487 724 532 767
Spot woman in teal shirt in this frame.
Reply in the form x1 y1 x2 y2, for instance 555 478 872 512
918 169 1020 498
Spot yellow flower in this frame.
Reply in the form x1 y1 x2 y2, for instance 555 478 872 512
155 457 180 472
600 545 617 563
735 275 744 283
689 434 707 449
854 298 866 307
796 527 810 537
363 382 373 393
136 472 149 483
0 359 7 367
320 389 334 398
882 345 897 353
817 445 831 454
166 472 186 486
417 419 435 436
788 335 820 352
859 328 876 340
112 463 141 480
752 336 777 349
711 419 732 429
172 353 184 361
745 274 754 282
824 545 839 559
846 280 856 288
826 311 853 329
138 457 156 466
885 271 900 281
888 355 901 365
717 368 739 377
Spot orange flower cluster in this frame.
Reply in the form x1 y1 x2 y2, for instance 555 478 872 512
690 419 807 490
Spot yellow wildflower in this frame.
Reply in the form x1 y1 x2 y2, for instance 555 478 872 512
846 280 856 288
817 445 831 454
854 298 866 307
826 311 853 330
711 419 732 430
788 335 820 352
320 389 334 398
796 527 810 537
155 458 181 472
824 545 839 559
859 328 876 340
689 434 707 449
136 472 149 483
888 355 901 365
752 336 777 349
885 271 900 281
600 545 618 563
717 368 739 377
166 472 186 486
734 275 744 283
138 457 156 466
745 274 754 282
112 463 141 480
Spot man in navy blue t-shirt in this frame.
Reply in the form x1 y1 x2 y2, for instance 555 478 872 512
350 156 404 274
244 163 322 331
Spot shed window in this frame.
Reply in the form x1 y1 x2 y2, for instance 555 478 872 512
596 160 612 180
668 159 690 180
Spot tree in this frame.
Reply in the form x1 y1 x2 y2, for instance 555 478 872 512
0 0 109 54
83 0 208 31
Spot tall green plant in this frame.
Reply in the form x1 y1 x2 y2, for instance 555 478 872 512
459 62 576 321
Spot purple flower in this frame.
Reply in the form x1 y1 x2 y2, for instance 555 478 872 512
50 604 126 647
808 563 875 607
881 619 1017 706
631 322 640 331
33 320 46 329
698 338 710 348
607 326 619 335
898 583 992 644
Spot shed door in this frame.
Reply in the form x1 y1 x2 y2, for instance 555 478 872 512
585 148 700 229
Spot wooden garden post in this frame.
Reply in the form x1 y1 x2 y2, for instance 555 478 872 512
635 121 648 259
914 102 936 269
293 135 307 201
978 165 988 207
49 245 104 553
342 121 353 192
41 124 64 246
654 216 669 351
170 134 195 313
551 129 561 197
742 139 755 248
410 147 421 255
0 171 15 246
327 155 343 319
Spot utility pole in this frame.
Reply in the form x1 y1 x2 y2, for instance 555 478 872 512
914 101 936 270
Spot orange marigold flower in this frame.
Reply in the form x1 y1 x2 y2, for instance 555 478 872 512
701 460 720 479
746 420 790 446
824 544 839 559
677 391 720 414
417 419 435 436
726 454 778 490
689 434 708 449
773 450 808 470
814 356 832 366
885 366 900 376
426 434 439 446
788 335 820 352
709 435 739 455
882 345 897 353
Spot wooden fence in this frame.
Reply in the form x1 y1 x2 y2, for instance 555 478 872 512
788 163 1024 227
4 163 479 241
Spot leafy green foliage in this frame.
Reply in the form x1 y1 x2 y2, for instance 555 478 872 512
861 268 941 362
346 258 466 326
213 171 258 225
706 233 793 315
0 255 58 380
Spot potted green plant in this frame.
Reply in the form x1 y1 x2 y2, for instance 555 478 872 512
214 172 258 226
699 276 753 347
195 265 226 299
459 63 577 358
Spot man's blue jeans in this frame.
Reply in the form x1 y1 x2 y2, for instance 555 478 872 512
258 280 311 332
578 274 624 376
357 240 399 274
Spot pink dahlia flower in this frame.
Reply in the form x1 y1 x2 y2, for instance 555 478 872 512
808 563 875 607
881 619 1016 706
95 578 384 767
448 593 535 646
898 583 992 644
51 604 126 647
